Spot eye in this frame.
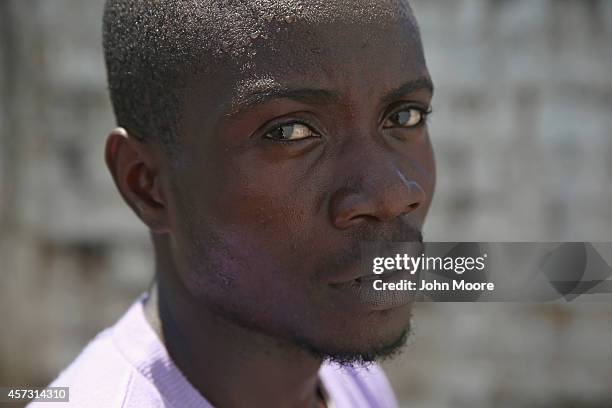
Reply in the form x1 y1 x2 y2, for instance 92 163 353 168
383 107 430 129
264 122 320 142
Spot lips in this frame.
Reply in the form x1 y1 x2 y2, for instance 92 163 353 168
327 241 425 310
330 268 415 311
327 261 372 285
328 240 425 285
358 268 401 282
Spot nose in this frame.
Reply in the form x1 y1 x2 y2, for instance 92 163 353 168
329 160 427 230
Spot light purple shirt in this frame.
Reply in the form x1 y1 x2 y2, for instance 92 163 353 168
29 294 398 407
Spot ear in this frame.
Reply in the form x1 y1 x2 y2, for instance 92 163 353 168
105 128 170 233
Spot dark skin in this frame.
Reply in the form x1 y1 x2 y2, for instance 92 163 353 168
105 4 435 408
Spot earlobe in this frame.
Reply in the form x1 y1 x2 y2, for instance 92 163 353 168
104 127 170 233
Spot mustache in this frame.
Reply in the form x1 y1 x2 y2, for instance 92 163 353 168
316 220 423 275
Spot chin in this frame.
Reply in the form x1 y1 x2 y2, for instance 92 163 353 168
295 315 412 366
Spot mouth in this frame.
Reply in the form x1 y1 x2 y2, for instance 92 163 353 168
330 268 415 311
328 241 424 284
325 240 424 311
347 268 402 287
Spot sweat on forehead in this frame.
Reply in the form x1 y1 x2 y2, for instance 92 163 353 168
102 0 418 148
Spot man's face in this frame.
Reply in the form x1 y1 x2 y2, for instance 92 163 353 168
162 2 435 362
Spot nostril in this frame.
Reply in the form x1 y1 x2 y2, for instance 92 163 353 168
408 202 420 211
350 214 379 223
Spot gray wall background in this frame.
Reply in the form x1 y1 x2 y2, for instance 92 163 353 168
1 1 611 407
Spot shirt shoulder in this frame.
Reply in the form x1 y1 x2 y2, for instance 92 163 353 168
320 362 398 408
27 328 166 408
29 295 211 408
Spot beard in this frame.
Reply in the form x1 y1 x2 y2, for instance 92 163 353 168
291 323 412 367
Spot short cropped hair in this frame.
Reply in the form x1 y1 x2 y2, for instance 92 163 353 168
102 0 207 151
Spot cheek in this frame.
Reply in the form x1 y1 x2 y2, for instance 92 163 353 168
407 133 436 197
424 131 436 176
424 135 437 203
176 152 323 282
401 134 436 223
422 138 436 197
202 150 320 234
183 218 324 335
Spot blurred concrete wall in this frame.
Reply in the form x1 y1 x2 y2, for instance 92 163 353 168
1 1 611 407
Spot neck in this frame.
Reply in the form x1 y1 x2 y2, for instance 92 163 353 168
143 235 324 408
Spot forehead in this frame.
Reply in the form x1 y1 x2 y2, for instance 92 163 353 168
183 0 427 116
199 0 417 56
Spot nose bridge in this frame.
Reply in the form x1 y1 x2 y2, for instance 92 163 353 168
330 140 426 229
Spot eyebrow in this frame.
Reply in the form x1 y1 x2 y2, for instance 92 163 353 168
225 76 434 117
382 77 434 106
226 87 339 117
